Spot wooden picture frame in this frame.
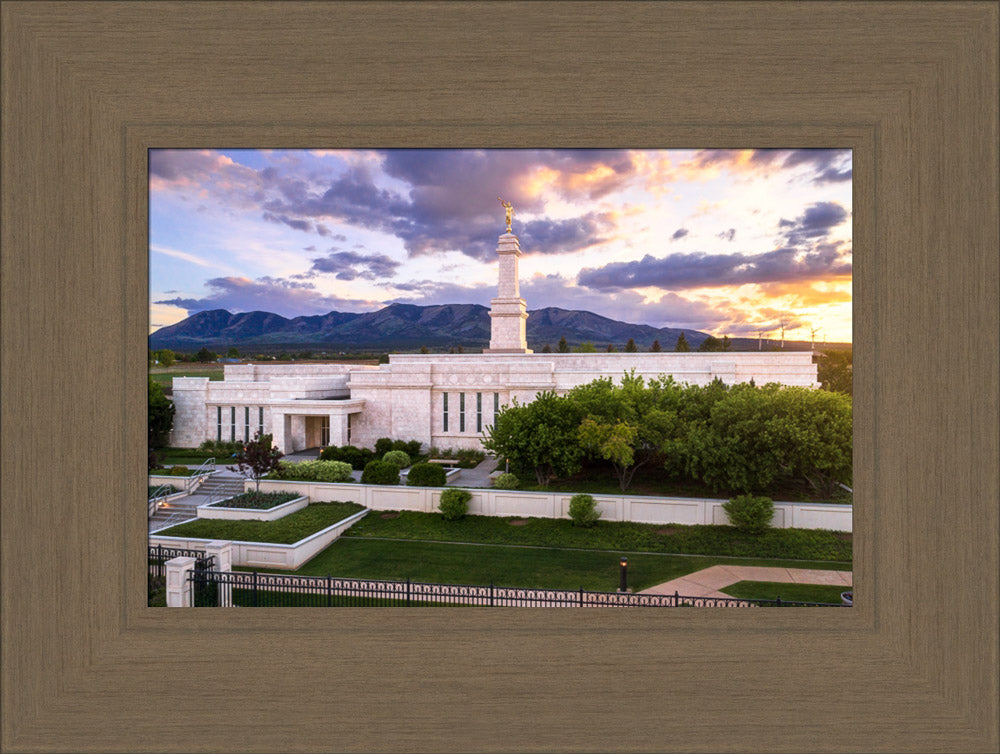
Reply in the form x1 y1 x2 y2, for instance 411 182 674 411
3 3 996 752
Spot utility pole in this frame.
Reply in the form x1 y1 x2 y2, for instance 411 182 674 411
780 319 786 349
757 329 765 351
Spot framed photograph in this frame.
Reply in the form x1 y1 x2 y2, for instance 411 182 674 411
3 3 996 752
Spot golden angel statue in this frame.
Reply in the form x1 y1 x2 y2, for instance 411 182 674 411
498 196 514 233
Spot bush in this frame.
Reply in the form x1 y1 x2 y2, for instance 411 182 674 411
723 494 775 534
374 438 395 456
320 445 374 470
199 439 243 456
361 460 400 485
439 488 471 521
406 462 446 487
314 460 353 482
168 465 190 476
382 450 411 470
568 493 601 527
400 439 422 457
493 472 520 490
278 459 353 483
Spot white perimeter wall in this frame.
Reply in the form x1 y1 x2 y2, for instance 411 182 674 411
253 479 852 532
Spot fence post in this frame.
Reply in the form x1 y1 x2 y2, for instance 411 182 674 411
165 557 196 607
204 540 233 607
490 582 494 607
674 590 680 607
253 570 259 607
579 587 584 608
776 596 782 607
327 575 332 607
406 578 410 607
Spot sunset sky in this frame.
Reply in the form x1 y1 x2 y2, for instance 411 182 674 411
149 148 852 343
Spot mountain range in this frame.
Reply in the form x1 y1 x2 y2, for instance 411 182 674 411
148 303 822 352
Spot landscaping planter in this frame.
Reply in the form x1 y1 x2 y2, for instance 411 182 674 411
198 495 309 521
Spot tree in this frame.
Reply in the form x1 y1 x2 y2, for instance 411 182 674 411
228 431 283 493
624 338 638 352
605 343 616 352
675 333 690 352
226 346 240 359
816 348 853 395
155 349 175 367
650 339 662 352
558 336 569 353
697 335 723 352
482 392 585 486
196 346 216 363
574 342 597 353
541 343 552 353
682 383 852 496
148 376 175 448
570 372 682 491
721 335 732 351
419 345 429 354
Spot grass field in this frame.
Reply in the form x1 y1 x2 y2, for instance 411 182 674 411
238 536 850 593
720 580 848 604
156 502 363 543
148 367 224 388
346 510 853 562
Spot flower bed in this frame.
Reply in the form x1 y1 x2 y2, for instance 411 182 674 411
209 491 298 509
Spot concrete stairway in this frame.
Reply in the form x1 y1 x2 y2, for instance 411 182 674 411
198 474 246 499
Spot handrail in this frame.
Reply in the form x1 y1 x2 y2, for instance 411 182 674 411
148 484 175 518
185 457 216 492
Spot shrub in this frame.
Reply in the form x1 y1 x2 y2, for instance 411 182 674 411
320 445 374 470
374 438 395 457
406 462 446 487
382 450 411 470
168 465 190 476
361 460 400 485
723 494 775 534
401 440 422 457
568 493 601 527
199 439 243 456
493 472 520 490
439 488 471 521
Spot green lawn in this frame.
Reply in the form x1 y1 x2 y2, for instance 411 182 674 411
720 581 849 604
346 510 852 563
148 368 224 387
156 502 364 543
239 537 850 592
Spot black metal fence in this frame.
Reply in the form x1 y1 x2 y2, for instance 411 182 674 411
186 569 846 608
148 545 216 606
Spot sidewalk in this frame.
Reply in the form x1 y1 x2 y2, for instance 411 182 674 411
640 565 852 599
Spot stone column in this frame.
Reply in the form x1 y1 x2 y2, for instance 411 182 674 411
204 540 232 607
485 233 532 353
165 556 196 607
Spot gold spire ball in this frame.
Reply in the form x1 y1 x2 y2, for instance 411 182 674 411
498 196 514 233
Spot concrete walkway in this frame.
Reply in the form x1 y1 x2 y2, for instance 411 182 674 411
640 565 852 599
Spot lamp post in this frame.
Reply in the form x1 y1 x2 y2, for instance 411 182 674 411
619 557 628 593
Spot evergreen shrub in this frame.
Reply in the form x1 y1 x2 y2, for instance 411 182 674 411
361 460 400 485
382 450 411 470
439 488 471 521
493 472 520 490
406 462 446 487
568 493 601 527
723 494 775 534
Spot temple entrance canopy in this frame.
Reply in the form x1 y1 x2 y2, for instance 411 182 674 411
269 398 365 454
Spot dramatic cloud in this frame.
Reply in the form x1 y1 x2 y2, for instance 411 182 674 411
256 150 632 261
671 228 689 241
577 247 844 291
777 201 849 246
155 276 379 317
306 250 401 281
685 149 852 185
718 228 736 242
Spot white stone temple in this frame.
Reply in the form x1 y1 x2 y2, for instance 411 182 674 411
169 228 819 453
